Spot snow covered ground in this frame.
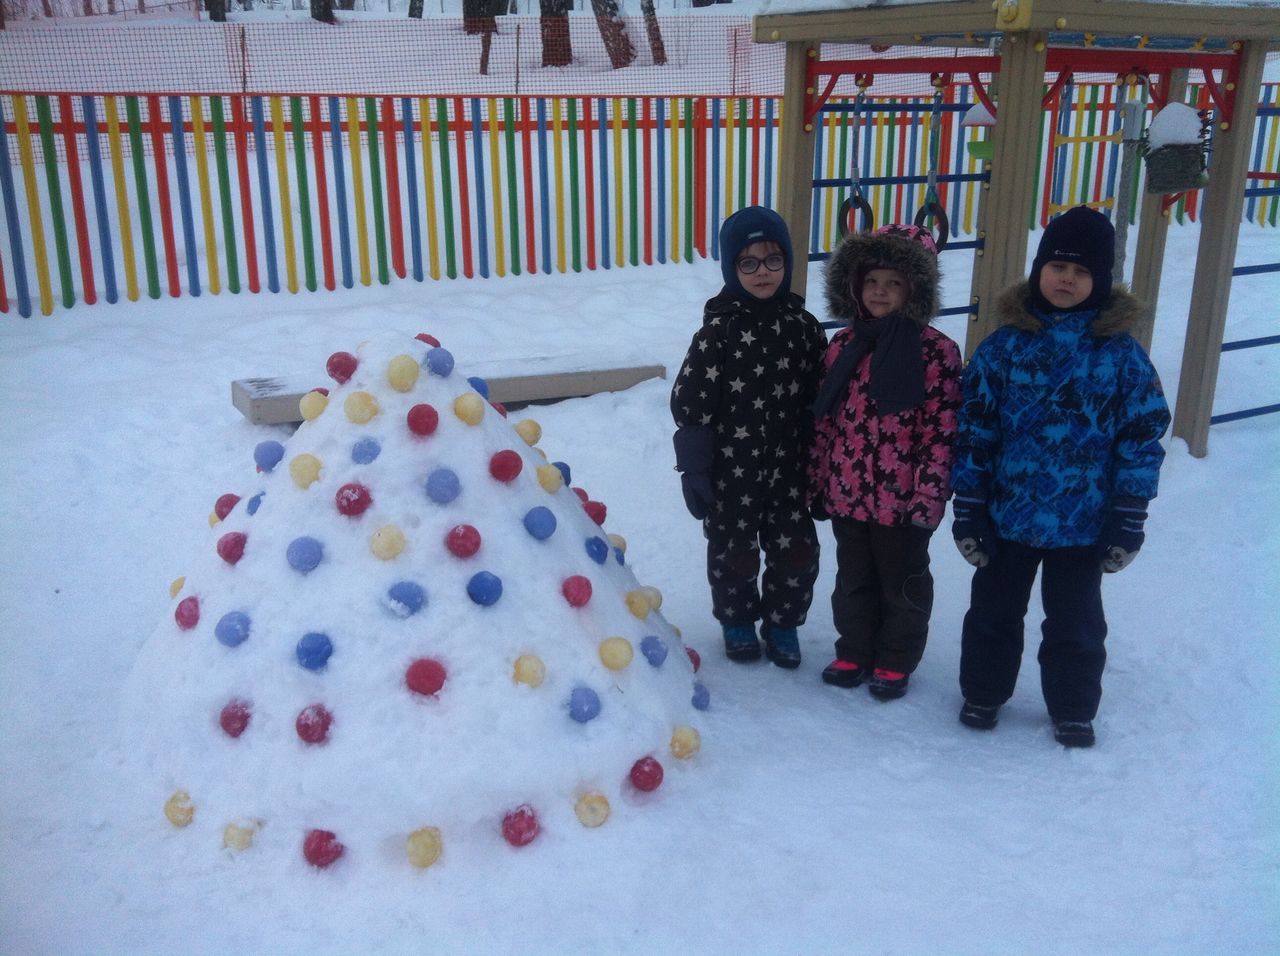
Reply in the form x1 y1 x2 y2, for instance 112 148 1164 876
1 224 1278 954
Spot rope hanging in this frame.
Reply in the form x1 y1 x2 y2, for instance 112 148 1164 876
836 77 875 239
912 77 950 251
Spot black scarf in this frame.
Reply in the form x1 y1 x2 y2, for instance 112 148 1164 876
812 313 925 419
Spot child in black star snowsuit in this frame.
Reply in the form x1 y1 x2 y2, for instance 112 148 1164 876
671 206 829 667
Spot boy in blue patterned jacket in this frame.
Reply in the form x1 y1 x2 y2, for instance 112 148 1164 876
950 206 1171 748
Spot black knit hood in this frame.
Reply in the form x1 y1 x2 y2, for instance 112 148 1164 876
824 224 941 327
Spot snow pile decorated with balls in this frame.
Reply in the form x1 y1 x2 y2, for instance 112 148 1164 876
120 331 707 869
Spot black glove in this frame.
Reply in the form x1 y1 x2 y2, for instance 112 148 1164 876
952 494 996 568
1099 497 1148 573
673 426 715 521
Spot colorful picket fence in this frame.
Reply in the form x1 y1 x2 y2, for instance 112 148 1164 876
2 84 1278 318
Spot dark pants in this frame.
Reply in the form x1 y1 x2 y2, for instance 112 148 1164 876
705 499 819 630
959 538 1107 722
829 517 934 675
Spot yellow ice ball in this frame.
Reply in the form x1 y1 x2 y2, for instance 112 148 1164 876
164 790 194 828
599 636 634 671
387 354 420 392
169 576 186 598
574 792 611 828
670 725 701 760
223 820 258 851
453 392 485 426
371 524 406 560
514 419 542 446
536 463 564 493
672 625 682 639
290 453 323 489
299 390 329 421
624 590 651 619
406 827 443 869
208 511 220 527
640 586 663 611
345 391 380 424
607 533 627 555
513 654 546 688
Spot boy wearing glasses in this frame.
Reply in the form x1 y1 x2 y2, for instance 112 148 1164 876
671 206 829 667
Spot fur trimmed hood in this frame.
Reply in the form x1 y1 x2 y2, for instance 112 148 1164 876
995 281 1148 337
824 227 941 327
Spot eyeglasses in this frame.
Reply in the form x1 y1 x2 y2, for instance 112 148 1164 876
736 253 785 275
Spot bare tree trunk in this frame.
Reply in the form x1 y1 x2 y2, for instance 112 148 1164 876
42 0 55 17
407 0 422 18
462 0 496 35
83 0 94 16
207 0 226 21
136 0 146 15
311 0 334 23
591 0 635 70
539 0 571 67
639 0 665 65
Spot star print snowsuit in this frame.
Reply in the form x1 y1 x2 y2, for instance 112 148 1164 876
671 289 828 629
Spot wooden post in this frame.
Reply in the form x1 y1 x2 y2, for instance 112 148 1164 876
964 30 1048 357
1128 70 1187 351
775 41 818 301
1172 40 1268 458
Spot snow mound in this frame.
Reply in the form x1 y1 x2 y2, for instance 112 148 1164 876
119 330 706 870
1146 102 1203 151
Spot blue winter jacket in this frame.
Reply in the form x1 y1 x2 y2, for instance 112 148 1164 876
951 282 1171 549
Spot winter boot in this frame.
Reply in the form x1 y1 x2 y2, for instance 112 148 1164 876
1053 719 1096 748
721 623 761 663
821 659 870 688
959 700 1000 730
761 625 801 669
867 668 909 701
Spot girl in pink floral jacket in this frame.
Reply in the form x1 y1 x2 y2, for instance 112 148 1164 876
809 225 962 701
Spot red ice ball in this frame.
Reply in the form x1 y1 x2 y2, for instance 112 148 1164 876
491 401 508 418
217 531 247 565
571 487 589 503
501 804 540 847
629 756 664 792
303 829 345 868
219 699 252 738
406 658 447 696
489 450 523 483
175 596 200 631
296 703 333 744
326 351 358 384
335 482 372 517
445 524 481 559
562 575 592 608
686 647 701 673
214 493 241 520
584 500 607 526
313 387 330 397
415 332 441 347
407 403 440 437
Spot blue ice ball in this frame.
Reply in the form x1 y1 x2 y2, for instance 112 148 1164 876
584 536 609 565
425 347 455 377
246 492 265 516
552 461 571 485
691 681 711 711
467 571 503 607
425 468 461 505
640 635 668 667
467 376 490 399
523 506 557 541
254 440 285 473
351 437 381 465
214 611 251 648
614 547 625 566
385 581 427 617
567 685 601 723
296 632 333 671
287 536 324 574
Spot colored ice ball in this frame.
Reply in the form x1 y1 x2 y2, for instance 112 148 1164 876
351 437 381 465
299 389 329 421
671 725 701 760
523 506 557 540
247 492 264 515
535 463 563 493
415 332 441 347
467 571 503 606
489 450 523 482
575 792 610 828
214 493 241 520
599 637 634 671
468 376 490 399
641 586 663 610
287 536 324 574
584 500 607 525
386 581 426 617
407 403 440 437
219 698 252 738
217 531 247 565
215 611 251 648
692 681 711 711
513 654 545 688
567 685 601 723
296 703 333 744
514 419 542 446
371 525 407 560
425 468 461 504
175 596 200 630
406 827 443 869
303 829 345 868
425 347 454 377
290 454 323 489
640 635 668 667
585 536 609 565
608 533 627 555
296 632 334 671
687 647 701 673
326 350 358 384
254 440 285 473
501 804 539 847
453 393 485 426
562 575 592 607
335 482 372 517
572 487 589 503
345 391 380 424
625 590 651 619
406 658 447 696
223 820 258 851
445 524 482 559
629 756 664 792
387 354 420 392
169 576 185 598
553 461 571 485
164 790 194 828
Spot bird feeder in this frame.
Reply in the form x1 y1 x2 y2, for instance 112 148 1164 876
1140 102 1209 193
961 101 996 161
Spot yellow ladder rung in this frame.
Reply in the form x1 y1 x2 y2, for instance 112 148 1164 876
1047 198 1116 215
1053 131 1123 147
